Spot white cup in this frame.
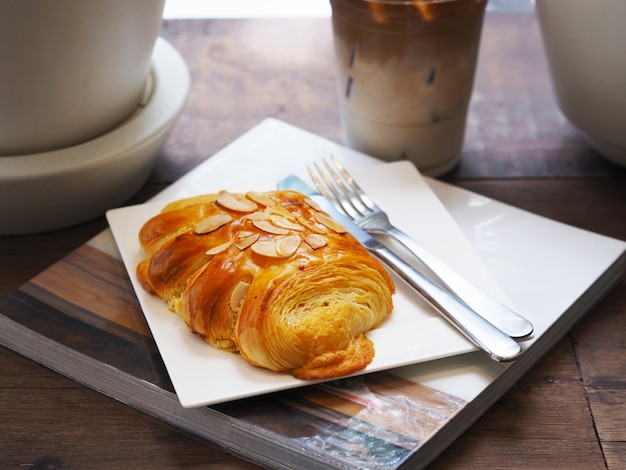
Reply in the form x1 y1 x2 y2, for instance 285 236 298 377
536 0 626 167
0 0 165 156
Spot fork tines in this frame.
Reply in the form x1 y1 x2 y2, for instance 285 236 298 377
307 156 375 219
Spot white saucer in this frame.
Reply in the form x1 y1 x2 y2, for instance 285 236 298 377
0 37 190 235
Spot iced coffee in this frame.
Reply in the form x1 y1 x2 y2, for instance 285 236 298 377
330 0 487 176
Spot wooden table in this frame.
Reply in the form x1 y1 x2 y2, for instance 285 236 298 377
2 10 625 469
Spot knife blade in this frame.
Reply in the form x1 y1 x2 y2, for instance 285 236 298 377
278 174 522 362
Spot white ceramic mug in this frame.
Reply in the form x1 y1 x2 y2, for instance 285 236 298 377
0 0 165 155
536 0 626 167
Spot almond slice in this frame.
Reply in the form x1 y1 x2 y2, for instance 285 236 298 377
250 239 280 258
217 190 258 212
270 205 297 220
304 197 322 212
234 233 259 250
277 235 302 257
194 213 233 234
246 211 271 221
252 219 289 235
304 233 327 249
205 240 232 255
313 212 347 233
230 280 251 313
246 191 276 208
297 216 328 234
270 215 305 232
236 230 255 239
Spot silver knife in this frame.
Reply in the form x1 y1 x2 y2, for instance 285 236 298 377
278 175 522 362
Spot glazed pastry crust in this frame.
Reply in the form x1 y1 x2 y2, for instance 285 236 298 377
136 190 394 379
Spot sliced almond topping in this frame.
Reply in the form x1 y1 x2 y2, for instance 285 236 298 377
230 281 251 313
236 230 255 239
297 216 329 234
250 240 280 258
304 197 322 212
252 219 289 235
304 233 327 249
270 206 297 220
217 190 258 212
194 213 233 234
250 236 301 258
246 191 276 208
246 211 271 221
313 212 347 233
234 233 259 250
270 215 305 232
277 235 302 257
205 240 232 255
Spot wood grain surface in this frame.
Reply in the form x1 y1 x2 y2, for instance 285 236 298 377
1 10 625 470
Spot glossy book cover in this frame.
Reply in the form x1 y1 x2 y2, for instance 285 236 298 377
1 120 624 469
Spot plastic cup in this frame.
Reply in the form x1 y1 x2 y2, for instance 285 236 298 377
329 0 487 176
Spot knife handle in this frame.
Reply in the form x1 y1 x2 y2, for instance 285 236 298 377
384 226 533 339
373 245 522 362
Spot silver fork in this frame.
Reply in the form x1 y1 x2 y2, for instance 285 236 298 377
308 156 533 339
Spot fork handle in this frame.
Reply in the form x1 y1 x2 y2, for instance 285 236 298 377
372 245 522 362
384 226 534 339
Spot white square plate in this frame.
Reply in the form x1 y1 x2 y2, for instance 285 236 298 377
107 119 510 407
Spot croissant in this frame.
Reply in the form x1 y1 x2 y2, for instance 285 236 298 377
136 190 394 379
